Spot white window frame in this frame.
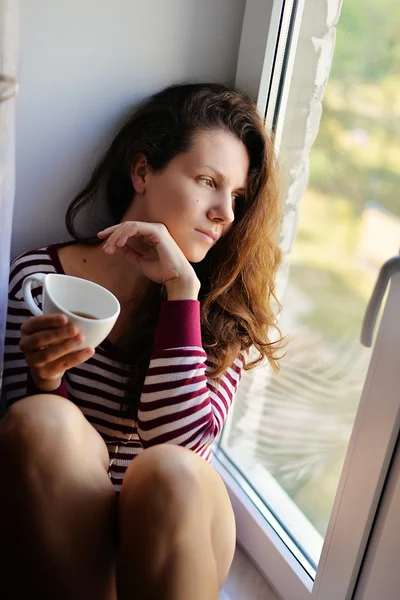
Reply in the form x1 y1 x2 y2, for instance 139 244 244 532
353 355 400 600
213 1 400 598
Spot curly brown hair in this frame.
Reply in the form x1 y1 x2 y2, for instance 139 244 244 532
66 82 284 411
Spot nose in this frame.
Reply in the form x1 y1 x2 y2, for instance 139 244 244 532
208 190 235 225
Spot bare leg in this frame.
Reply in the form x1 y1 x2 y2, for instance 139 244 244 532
117 444 236 600
0 394 117 600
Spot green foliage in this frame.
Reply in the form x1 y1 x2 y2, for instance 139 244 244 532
331 0 400 83
291 264 367 341
308 0 400 218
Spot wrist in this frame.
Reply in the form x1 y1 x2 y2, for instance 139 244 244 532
167 285 200 300
165 277 200 301
31 369 63 392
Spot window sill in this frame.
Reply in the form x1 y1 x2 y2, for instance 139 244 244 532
222 545 281 600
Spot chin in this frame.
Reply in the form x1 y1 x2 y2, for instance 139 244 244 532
186 253 208 263
178 234 215 263
183 247 210 263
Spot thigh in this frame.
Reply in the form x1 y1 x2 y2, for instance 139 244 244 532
0 395 117 600
120 444 236 588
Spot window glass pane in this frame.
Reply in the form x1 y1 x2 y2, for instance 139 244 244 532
220 0 400 571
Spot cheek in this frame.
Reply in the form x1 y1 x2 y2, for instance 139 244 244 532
146 180 180 218
165 185 202 216
148 175 204 224
159 177 186 203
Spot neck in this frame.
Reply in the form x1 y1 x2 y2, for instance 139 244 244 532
83 242 152 306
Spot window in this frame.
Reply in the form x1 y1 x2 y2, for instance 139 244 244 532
213 0 400 598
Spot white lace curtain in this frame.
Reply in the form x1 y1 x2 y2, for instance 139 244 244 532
0 0 19 402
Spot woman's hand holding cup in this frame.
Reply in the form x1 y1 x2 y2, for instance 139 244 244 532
19 314 94 392
21 272 120 391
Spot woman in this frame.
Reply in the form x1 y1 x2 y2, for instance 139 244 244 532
1 83 283 600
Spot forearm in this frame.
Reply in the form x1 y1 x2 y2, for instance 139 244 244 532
137 300 243 451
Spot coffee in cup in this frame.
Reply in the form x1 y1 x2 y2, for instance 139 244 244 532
22 273 120 350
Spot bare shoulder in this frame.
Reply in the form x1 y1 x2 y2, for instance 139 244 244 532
58 243 96 278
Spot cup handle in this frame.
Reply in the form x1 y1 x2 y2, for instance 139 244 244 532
22 273 46 317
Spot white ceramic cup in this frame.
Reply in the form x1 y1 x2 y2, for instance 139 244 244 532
22 273 121 351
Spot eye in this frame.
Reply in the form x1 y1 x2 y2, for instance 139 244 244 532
199 177 215 188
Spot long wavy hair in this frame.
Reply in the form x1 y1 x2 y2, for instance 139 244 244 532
66 82 284 411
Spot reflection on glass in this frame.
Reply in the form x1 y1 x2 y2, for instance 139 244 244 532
221 0 400 567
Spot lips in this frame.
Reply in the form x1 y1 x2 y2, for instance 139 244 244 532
195 229 218 242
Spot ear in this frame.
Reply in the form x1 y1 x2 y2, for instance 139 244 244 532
130 153 150 194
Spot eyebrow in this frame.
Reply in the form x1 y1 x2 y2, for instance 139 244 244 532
197 164 246 193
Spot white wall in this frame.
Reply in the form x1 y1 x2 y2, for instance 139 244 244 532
12 0 246 258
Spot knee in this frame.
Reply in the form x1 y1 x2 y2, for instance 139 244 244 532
2 394 82 439
121 444 203 511
0 394 87 468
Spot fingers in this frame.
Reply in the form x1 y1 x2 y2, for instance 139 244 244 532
21 313 68 335
20 316 89 370
20 323 78 354
116 235 129 248
98 222 134 248
20 315 95 388
114 244 144 264
102 222 139 255
24 334 86 368
100 223 133 255
98 221 167 255
33 347 95 381
97 224 121 238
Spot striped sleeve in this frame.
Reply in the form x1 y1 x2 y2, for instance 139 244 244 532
2 249 66 408
137 300 245 459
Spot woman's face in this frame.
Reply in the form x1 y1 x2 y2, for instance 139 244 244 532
125 129 250 262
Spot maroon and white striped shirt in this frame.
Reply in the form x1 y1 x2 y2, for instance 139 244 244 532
2 243 245 490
